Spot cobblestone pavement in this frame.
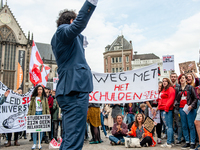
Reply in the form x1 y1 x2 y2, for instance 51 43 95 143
0 132 188 150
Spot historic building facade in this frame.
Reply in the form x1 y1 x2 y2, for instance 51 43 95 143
0 2 32 92
0 2 57 92
103 35 133 73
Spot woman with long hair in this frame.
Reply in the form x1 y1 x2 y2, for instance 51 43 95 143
186 72 199 87
158 78 175 148
175 74 197 149
27 85 50 149
128 113 156 147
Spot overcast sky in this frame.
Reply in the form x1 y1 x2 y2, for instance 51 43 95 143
7 0 200 73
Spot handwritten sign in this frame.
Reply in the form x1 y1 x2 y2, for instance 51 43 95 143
90 64 159 103
162 55 174 71
148 107 160 123
144 116 155 133
26 115 51 133
179 61 197 73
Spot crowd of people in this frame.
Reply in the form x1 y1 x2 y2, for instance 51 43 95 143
1 71 200 150
85 70 200 150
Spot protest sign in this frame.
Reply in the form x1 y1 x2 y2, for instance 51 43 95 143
90 64 159 104
179 61 197 73
148 107 160 123
0 82 34 133
162 55 174 71
26 114 51 133
144 117 155 133
53 77 59 91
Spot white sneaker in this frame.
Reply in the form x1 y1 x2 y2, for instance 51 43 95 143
105 135 109 138
161 143 173 148
162 134 167 139
31 144 36 149
157 138 161 144
4 141 8 145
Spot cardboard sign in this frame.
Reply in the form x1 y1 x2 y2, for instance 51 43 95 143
144 116 155 133
26 114 51 133
179 61 197 73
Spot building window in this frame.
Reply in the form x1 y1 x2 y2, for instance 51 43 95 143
106 69 108 73
126 56 129 62
120 67 122 72
164 71 167 73
112 68 115 73
112 58 115 63
127 67 129 71
116 68 118 72
116 57 118 63
106 58 108 64
119 57 122 62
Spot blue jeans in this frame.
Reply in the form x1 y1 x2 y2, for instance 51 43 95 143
33 111 43 145
109 135 124 144
127 113 135 124
57 92 89 150
161 110 174 144
100 113 107 136
179 108 196 144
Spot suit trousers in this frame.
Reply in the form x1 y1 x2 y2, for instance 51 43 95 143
57 92 89 150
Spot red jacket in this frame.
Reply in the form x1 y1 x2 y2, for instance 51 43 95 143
129 124 156 147
158 87 175 112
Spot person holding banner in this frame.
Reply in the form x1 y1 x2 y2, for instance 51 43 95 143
0 90 10 105
175 74 197 150
159 78 175 148
27 85 50 150
51 0 98 149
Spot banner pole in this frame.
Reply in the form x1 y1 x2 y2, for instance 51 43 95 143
38 132 40 149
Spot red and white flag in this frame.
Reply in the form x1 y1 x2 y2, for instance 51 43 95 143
29 41 51 86
41 64 51 87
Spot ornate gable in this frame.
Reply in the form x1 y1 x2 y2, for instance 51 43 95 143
0 4 27 45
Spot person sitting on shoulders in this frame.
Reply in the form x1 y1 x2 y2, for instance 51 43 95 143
128 113 156 147
109 114 128 146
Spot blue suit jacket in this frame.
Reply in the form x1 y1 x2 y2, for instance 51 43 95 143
51 1 95 97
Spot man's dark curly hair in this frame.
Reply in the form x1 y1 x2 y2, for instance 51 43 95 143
56 9 77 27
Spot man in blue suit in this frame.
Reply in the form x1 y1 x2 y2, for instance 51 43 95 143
51 0 98 149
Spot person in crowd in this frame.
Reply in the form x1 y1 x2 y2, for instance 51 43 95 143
45 87 54 140
0 90 10 105
146 81 162 144
5 89 22 147
158 78 175 148
128 113 156 147
1 90 20 147
124 103 137 124
140 103 147 117
187 72 199 87
87 103 102 144
170 72 179 87
27 85 50 149
195 86 200 150
170 72 184 145
104 104 113 133
51 0 97 149
100 104 109 138
111 104 123 123
52 90 62 141
109 114 128 145
174 74 197 149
